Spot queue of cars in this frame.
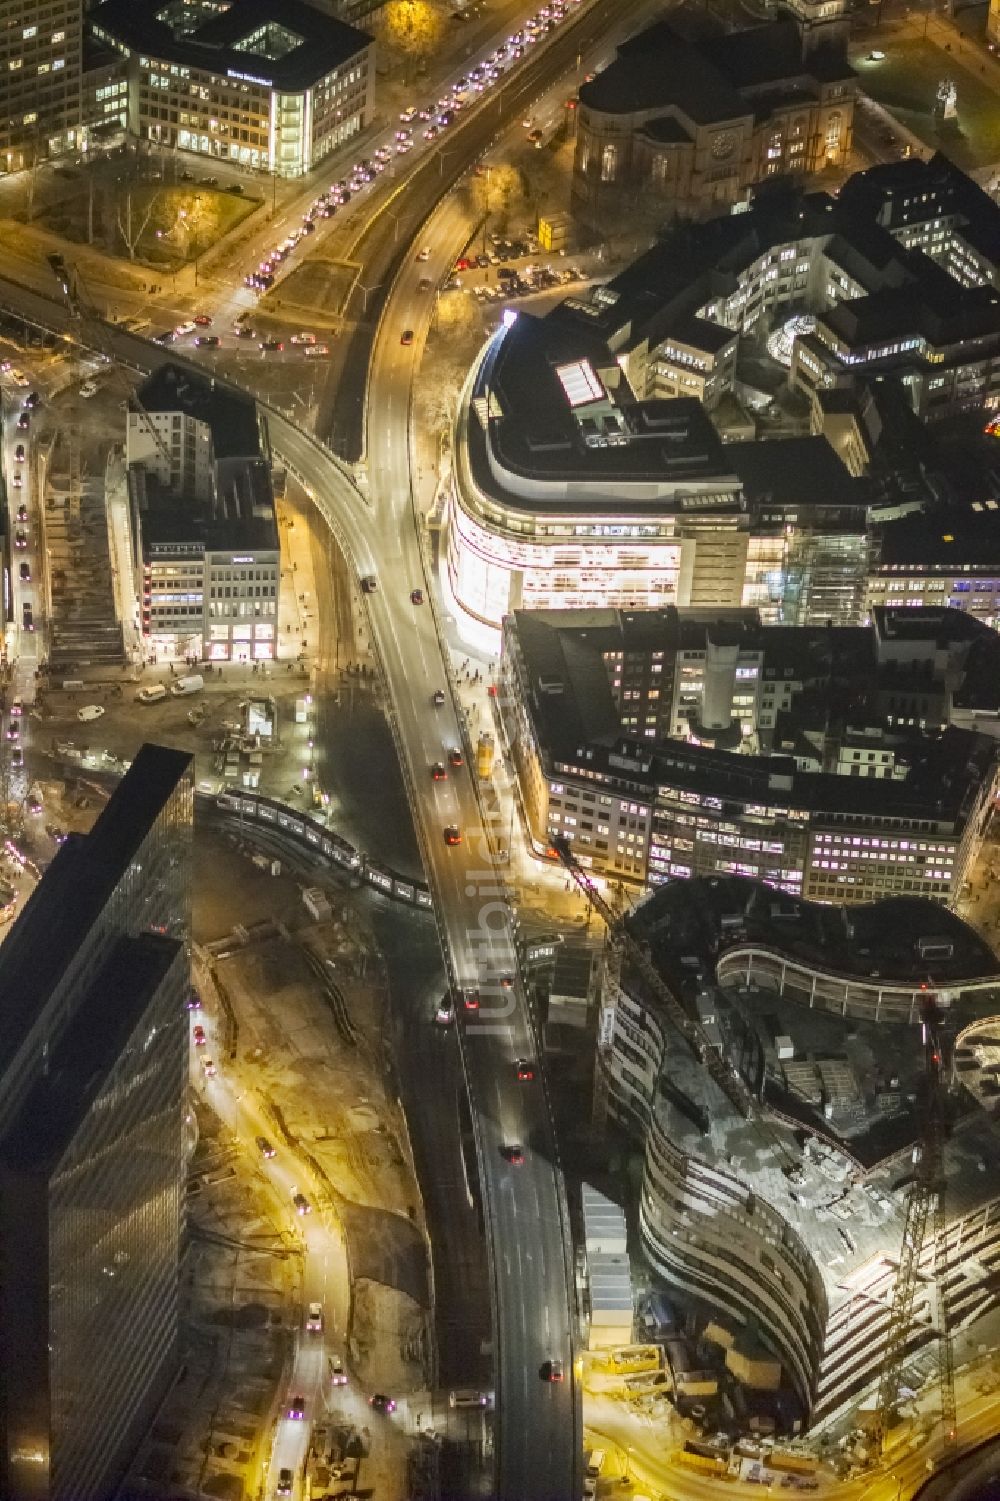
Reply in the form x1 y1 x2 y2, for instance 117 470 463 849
239 0 579 306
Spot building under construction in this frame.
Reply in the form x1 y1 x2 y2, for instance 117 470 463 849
596 873 1000 1438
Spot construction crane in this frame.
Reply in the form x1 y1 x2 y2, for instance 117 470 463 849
869 988 956 1462
553 833 758 1121
45 252 173 470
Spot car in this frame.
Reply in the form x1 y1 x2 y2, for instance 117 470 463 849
236 325 257 339
276 1470 293 1497
201 175 220 187
417 246 431 261
305 343 330 357
290 331 316 345
400 105 418 121
77 704 105 722
11 746 23 767
410 587 423 604
396 139 413 154
867 48 886 60
292 1189 311 1215
152 329 177 345
287 1394 306 1419
454 257 471 272
361 574 377 593
502 1143 525 1165
10 700 22 718
431 762 447 781
461 986 479 1012
46 824 66 843
26 793 42 816
254 1135 276 1160
22 603 33 631
16 504 27 523
418 277 433 293
305 1301 324 1332
15 531 26 549
448 747 463 768
201 1056 217 1077
259 338 284 352
24 390 40 408
400 329 414 346
194 313 212 326
175 320 196 336
9 368 29 387
444 825 462 846
540 1358 564 1382
329 1355 348 1386
192 1024 206 1045
17 561 30 583
17 412 29 430
14 443 25 462
435 994 454 1026
12 473 22 488
79 380 98 397
6 720 18 740
516 1058 535 1081
433 689 446 706
370 1393 396 1413
195 334 220 348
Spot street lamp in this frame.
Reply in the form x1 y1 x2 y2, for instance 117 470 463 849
355 275 383 315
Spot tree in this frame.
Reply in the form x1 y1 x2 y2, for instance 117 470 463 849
383 0 444 74
116 188 165 261
470 163 523 236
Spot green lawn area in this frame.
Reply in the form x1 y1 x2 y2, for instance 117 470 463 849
853 37 1000 170
36 181 260 269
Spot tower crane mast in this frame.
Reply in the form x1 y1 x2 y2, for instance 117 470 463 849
870 989 956 1461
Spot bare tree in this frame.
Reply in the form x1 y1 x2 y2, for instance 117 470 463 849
116 188 163 261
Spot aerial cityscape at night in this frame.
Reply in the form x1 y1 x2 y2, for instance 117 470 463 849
2 0 1000 1494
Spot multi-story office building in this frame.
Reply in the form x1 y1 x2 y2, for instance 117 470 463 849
0 743 192 1501
451 157 1000 638
90 0 374 175
126 363 280 662
0 0 83 171
573 1 854 227
600 874 1000 1428
867 507 1000 631
455 325 869 631
500 606 1000 896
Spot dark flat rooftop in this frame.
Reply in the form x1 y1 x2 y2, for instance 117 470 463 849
91 0 372 91
727 435 870 511
631 875 1000 989
873 506 1000 568
137 364 262 459
477 316 738 496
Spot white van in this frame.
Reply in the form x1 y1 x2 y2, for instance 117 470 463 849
449 1389 492 1410
586 1450 605 1480
137 684 167 704
171 674 204 697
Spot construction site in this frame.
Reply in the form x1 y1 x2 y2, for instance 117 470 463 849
559 843 1000 1473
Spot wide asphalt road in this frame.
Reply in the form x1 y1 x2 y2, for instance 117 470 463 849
317 0 627 462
